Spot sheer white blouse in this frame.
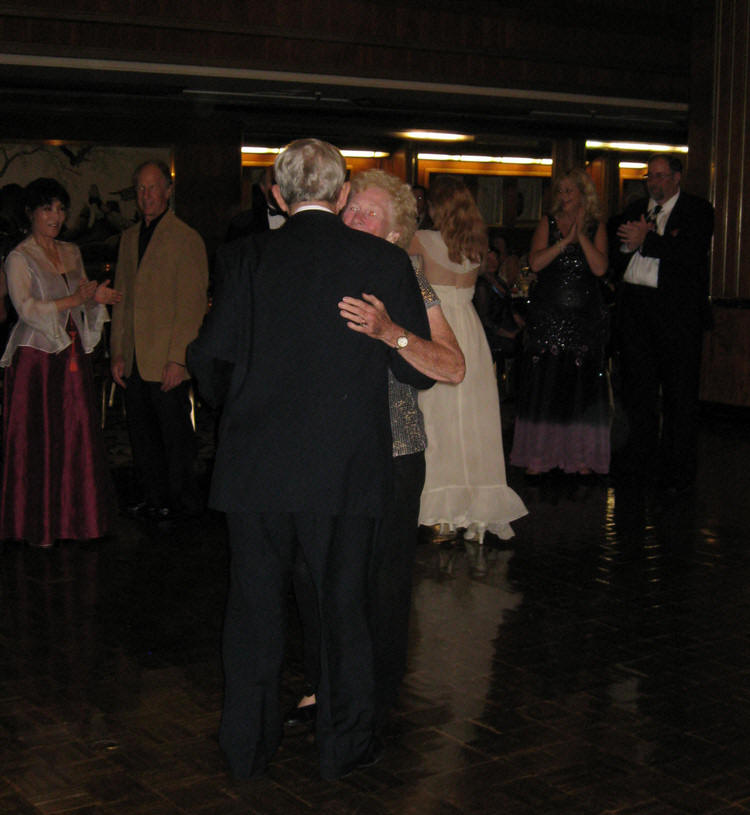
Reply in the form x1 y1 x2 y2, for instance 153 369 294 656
0 235 108 367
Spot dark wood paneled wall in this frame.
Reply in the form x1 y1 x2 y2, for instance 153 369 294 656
0 1 698 270
710 0 750 299
686 1 716 200
173 120 242 259
0 1 689 102
700 0 750 406
701 307 750 406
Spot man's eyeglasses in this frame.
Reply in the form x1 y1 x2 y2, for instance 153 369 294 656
643 172 674 181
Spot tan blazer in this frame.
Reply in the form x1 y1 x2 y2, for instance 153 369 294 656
111 210 208 382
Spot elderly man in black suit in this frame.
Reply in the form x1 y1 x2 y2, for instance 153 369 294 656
187 139 433 781
613 154 714 494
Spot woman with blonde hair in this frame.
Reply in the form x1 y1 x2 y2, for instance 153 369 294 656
510 167 610 479
409 175 526 544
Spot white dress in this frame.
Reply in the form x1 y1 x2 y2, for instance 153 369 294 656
412 231 527 540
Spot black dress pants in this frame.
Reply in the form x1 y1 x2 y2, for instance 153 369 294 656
124 359 197 510
294 451 426 726
221 511 378 780
616 284 703 486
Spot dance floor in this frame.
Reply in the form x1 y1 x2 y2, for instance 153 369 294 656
3 403 750 814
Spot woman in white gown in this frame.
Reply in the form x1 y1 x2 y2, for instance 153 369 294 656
409 176 527 542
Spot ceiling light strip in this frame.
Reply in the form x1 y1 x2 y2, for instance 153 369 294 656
418 153 552 164
586 140 688 152
0 53 689 113
242 147 389 158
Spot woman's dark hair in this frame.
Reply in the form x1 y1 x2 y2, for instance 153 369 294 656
24 177 71 212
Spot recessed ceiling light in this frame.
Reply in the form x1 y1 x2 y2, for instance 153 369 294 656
242 146 389 158
418 153 552 164
400 131 473 142
586 140 688 153
340 150 390 158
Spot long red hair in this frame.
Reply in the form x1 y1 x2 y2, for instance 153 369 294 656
428 176 487 265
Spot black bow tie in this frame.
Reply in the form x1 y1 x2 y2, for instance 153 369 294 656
647 204 662 224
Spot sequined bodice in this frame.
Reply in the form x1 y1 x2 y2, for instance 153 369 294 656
525 215 606 359
533 216 599 310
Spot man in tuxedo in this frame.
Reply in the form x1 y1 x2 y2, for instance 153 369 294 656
225 165 286 240
613 154 714 493
187 139 433 780
110 160 208 521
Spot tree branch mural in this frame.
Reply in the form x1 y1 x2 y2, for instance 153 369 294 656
0 146 47 179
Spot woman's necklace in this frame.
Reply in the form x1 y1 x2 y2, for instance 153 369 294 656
36 235 64 273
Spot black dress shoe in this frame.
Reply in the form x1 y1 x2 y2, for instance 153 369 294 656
125 500 152 519
149 506 181 530
661 480 693 499
356 736 384 769
148 505 173 519
283 702 316 729
325 736 385 779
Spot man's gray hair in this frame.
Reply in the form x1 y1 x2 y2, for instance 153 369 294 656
274 139 346 206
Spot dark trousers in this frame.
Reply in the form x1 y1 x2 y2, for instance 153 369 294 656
221 511 378 780
294 451 426 726
616 284 703 485
124 360 197 510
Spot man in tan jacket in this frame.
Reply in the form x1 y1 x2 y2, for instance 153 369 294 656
110 160 208 521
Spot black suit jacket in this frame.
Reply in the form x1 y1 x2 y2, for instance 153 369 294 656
612 190 714 325
188 210 433 518
224 184 279 241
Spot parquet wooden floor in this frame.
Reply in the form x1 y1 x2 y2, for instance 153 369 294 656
3 405 750 813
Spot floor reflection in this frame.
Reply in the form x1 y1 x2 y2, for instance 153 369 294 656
3 406 750 813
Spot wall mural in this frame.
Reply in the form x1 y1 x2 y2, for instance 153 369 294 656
0 143 171 278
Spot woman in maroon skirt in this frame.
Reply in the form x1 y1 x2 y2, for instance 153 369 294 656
0 177 122 548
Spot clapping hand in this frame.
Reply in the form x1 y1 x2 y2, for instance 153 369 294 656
93 279 123 306
617 215 650 252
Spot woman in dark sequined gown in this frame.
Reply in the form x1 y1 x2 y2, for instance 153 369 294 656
510 168 610 476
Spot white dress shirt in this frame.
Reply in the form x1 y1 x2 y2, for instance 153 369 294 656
622 191 680 288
